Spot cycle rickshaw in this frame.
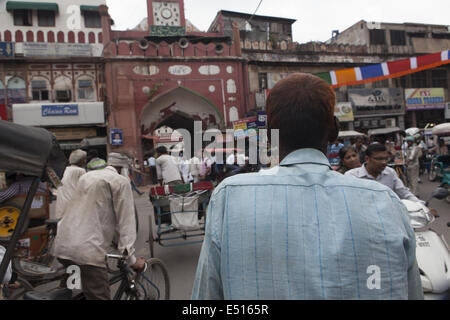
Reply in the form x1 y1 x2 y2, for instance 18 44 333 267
428 123 450 199
148 181 214 256
0 120 66 294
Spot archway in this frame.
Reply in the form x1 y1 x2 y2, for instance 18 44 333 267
140 86 225 158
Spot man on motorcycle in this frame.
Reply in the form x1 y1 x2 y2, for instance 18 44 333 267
346 143 423 203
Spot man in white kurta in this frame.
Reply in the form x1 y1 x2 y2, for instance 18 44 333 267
52 153 145 300
54 150 87 220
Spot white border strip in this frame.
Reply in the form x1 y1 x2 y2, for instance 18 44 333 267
410 57 418 69
354 67 362 81
330 71 337 85
442 50 449 62
381 63 390 76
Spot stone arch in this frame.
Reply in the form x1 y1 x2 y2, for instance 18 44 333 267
141 86 225 133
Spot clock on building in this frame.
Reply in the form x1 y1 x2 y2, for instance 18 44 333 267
152 1 181 26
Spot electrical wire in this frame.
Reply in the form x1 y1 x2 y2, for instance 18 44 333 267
247 0 264 23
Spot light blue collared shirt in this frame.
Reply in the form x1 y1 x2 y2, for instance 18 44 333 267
192 148 423 300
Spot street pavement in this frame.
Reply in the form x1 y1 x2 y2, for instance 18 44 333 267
48 175 449 300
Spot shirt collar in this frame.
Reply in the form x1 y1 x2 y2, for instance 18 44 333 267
280 148 332 169
356 164 389 179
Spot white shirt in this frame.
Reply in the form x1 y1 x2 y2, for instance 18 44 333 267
52 167 137 267
148 157 156 167
55 165 86 220
346 164 421 202
156 154 182 184
189 157 201 177
0 245 12 284
179 158 192 183
226 154 236 165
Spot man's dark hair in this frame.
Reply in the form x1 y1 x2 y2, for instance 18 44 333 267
156 146 168 155
266 73 336 153
365 143 387 157
87 149 98 160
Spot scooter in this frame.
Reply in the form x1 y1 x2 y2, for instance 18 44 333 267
402 187 450 300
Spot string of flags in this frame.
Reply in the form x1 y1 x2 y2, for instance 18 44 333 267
315 50 450 88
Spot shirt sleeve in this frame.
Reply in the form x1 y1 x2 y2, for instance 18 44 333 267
392 173 420 202
191 190 225 300
111 180 137 266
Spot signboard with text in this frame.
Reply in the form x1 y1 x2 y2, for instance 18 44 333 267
405 88 446 111
349 88 405 117
42 105 79 117
335 102 354 122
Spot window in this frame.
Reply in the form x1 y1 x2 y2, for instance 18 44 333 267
31 80 50 101
411 71 428 88
56 90 72 102
13 9 32 26
38 10 55 27
258 73 268 91
390 30 406 46
431 69 448 88
84 11 101 28
369 29 386 45
78 80 94 100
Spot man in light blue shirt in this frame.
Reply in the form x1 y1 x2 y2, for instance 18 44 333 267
192 73 423 300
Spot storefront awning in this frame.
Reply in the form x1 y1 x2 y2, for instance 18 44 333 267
368 127 403 137
80 5 99 12
6 1 59 12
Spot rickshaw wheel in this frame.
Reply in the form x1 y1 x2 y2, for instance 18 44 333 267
0 206 21 240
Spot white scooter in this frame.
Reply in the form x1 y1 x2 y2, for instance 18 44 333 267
402 187 450 300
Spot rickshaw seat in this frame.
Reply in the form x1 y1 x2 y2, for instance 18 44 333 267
23 288 72 300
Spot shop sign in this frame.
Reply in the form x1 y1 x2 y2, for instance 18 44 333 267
354 117 387 129
232 117 259 139
335 102 354 122
110 129 123 146
349 88 405 117
150 25 186 37
405 88 446 111
42 104 79 117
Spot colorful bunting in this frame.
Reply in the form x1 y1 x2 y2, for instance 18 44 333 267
315 50 450 88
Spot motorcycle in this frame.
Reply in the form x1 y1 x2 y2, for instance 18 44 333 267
402 187 450 300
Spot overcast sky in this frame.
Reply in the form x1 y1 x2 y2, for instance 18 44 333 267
106 0 450 44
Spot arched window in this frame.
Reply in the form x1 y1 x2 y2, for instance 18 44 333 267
30 77 50 101
229 107 239 122
88 32 95 44
26 31 34 42
98 32 103 43
57 31 64 43
68 31 75 43
4 30 12 42
15 30 23 42
76 76 96 101
54 76 73 102
47 31 55 43
78 31 85 43
37 31 44 42
227 79 237 94
7 76 26 109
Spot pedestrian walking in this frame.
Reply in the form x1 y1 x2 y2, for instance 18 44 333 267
192 73 423 300
148 151 157 185
55 149 87 220
52 153 146 300
86 150 106 172
405 136 421 196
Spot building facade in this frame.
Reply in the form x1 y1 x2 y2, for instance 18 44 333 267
0 0 107 156
100 0 249 168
